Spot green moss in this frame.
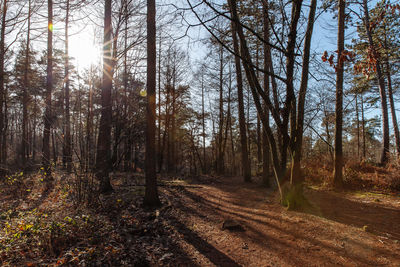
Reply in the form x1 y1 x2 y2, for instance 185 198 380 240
281 183 312 211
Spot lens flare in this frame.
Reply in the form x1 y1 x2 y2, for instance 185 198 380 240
140 89 147 97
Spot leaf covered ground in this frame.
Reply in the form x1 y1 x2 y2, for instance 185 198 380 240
0 169 399 266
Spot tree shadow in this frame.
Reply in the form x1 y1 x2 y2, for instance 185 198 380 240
28 180 55 210
173 180 400 265
305 189 400 239
169 216 242 267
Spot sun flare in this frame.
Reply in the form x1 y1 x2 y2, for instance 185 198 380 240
69 30 101 69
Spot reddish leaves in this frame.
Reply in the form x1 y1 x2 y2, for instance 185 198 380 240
370 3 400 31
321 50 355 71
353 46 379 80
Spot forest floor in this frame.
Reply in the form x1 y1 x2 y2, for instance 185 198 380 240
0 169 399 266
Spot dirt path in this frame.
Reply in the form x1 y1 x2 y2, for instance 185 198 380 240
164 176 400 267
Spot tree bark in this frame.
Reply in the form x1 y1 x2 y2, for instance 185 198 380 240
333 0 345 188
64 0 72 172
0 0 7 166
42 0 53 178
362 0 390 165
262 1 271 187
22 0 31 165
96 0 113 193
217 44 224 175
231 19 251 182
355 94 360 160
144 0 161 207
290 0 317 187
384 32 400 157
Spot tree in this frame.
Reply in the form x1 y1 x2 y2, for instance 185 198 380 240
96 0 113 193
20 0 32 165
231 19 251 183
225 0 318 208
144 0 161 207
0 0 7 168
64 0 72 172
333 0 345 188
361 0 390 165
42 0 53 178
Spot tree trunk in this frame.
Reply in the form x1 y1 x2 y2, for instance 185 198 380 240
290 0 316 188
231 20 251 182
86 66 94 172
361 94 366 159
228 0 283 190
42 0 53 178
0 0 7 166
355 94 360 161
157 30 162 172
96 0 113 193
64 0 72 172
144 0 161 207
262 1 271 187
22 0 31 165
217 44 224 175
384 42 400 157
333 0 345 188
362 0 390 165
201 72 207 173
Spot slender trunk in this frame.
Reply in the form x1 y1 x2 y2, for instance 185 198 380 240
32 96 37 161
362 0 390 165
217 45 224 175
86 67 93 172
361 94 366 159
201 72 206 173
42 0 53 178
96 0 113 193
0 0 7 166
231 20 251 182
52 129 57 166
123 9 130 172
333 0 345 188
256 41 262 172
284 0 303 182
229 0 283 189
22 0 31 165
2 85 6 164
170 64 176 173
290 0 316 187
262 1 270 187
157 30 162 172
384 35 400 157
64 0 72 172
222 74 232 174
355 94 360 160
144 0 161 207
386 65 400 157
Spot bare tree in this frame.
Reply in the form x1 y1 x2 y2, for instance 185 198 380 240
144 0 161 207
42 0 53 178
96 0 113 193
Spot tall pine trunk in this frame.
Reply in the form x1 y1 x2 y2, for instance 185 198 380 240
42 0 53 178
333 0 345 188
144 0 161 207
64 0 72 172
231 20 251 182
96 0 113 193
262 1 270 187
362 0 390 165
0 0 7 167
22 0 31 165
